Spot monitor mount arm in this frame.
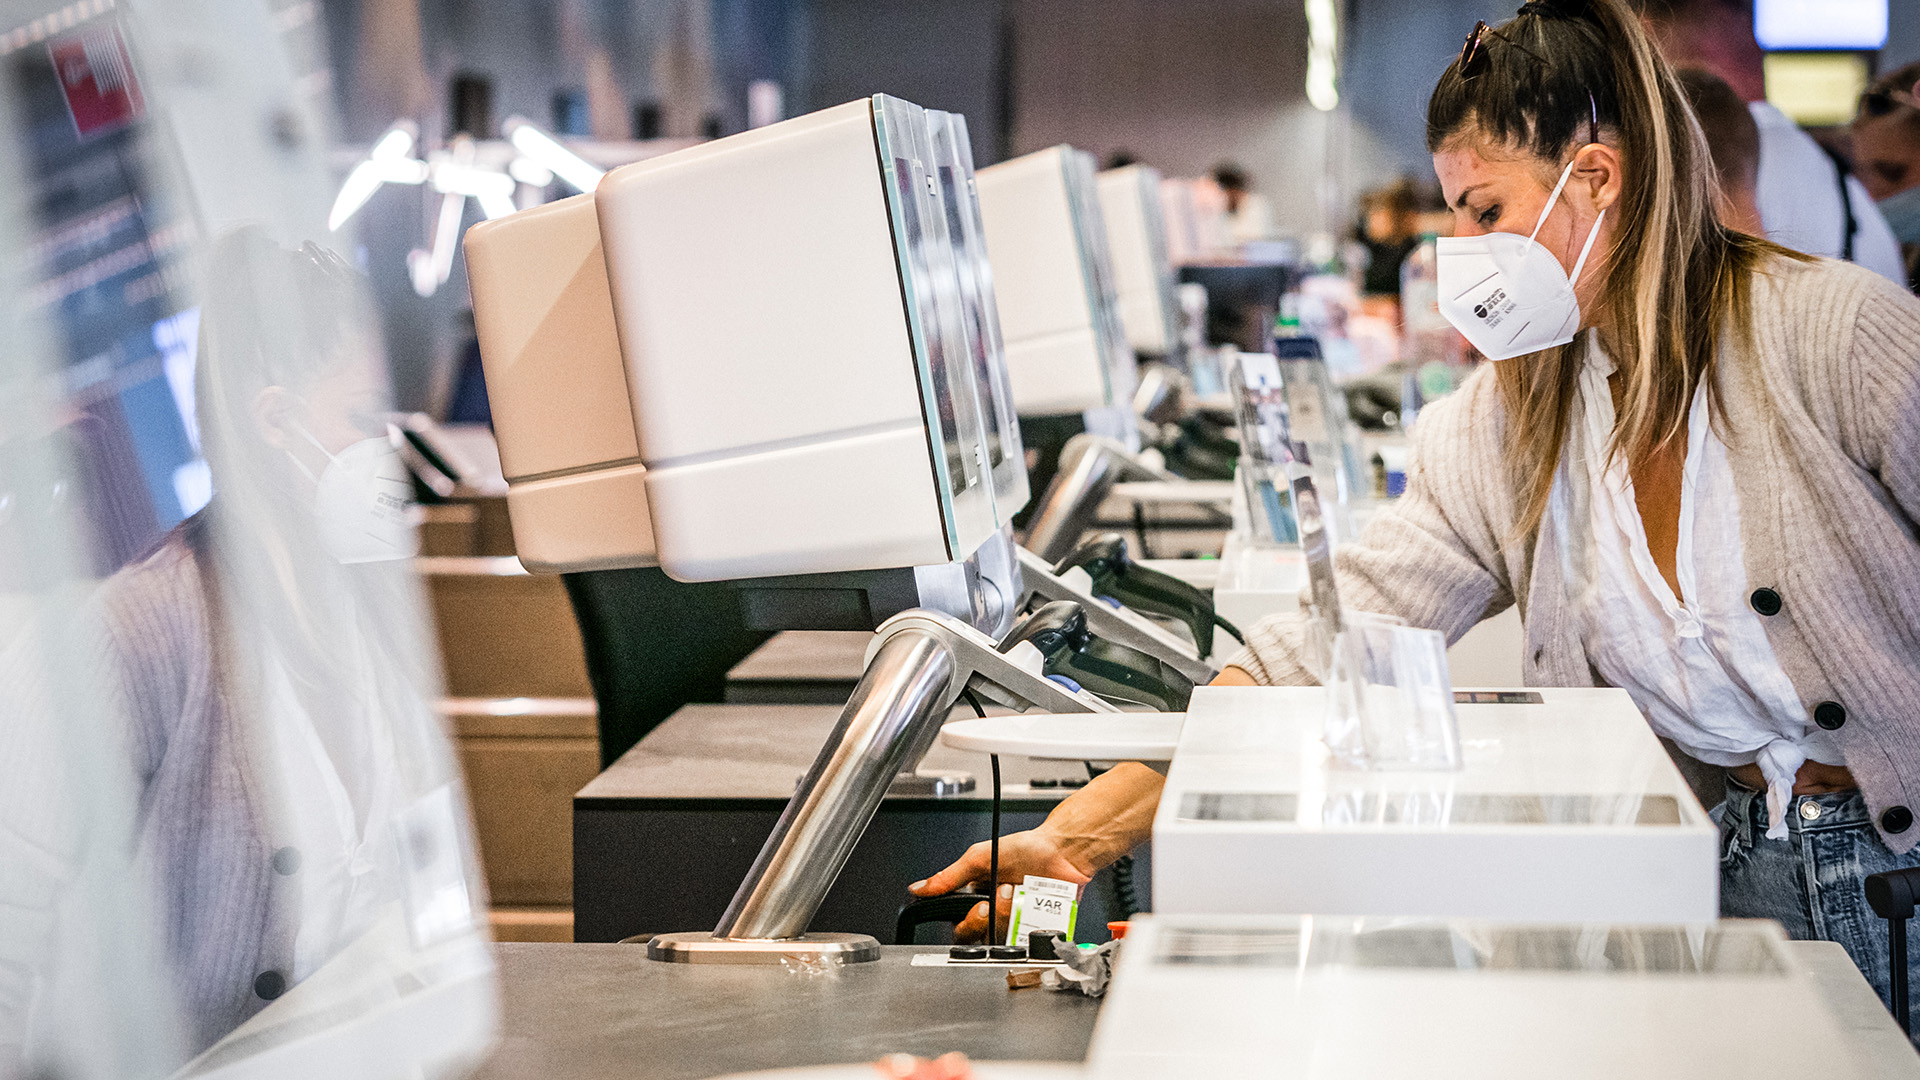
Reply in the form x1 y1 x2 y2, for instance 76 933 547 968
647 607 1118 964
1021 433 1182 564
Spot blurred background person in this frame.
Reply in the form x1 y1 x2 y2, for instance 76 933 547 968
1636 0 1906 282
1675 67 1766 235
1851 62 1920 290
1357 178 1423 297
1210 161 1274 244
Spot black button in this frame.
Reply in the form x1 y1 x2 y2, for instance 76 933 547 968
254 970 286 1000
1750 588 1782 617
271 846 301 875
1883 806 1914 834
1813 701 1847 730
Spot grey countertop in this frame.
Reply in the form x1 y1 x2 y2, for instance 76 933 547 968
575 704 1091 804
471 940 1918 1080
473 943 1100 1080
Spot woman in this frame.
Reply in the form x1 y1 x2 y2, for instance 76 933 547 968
1 230 480 1062
1852 61 1920 291
915 0 1920 1009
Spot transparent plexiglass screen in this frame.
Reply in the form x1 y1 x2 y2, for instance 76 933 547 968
1062 149 1137 409
1134 165 1183 359
935 162 1004 472
876 95 998 523
0 2 497 1078
927 108 1026 524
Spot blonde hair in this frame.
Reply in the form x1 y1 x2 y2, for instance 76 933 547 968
1425 0 1795 538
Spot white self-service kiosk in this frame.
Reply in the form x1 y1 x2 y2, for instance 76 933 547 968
974 145 1137 434
464 96 1230 964
1088 914 1861 1079
1154 686 1719 924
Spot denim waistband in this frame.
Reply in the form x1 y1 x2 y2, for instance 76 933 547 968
1721 775 1869 842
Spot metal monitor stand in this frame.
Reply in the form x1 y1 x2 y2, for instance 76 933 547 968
1021 434 1180 564
647 609 1115 963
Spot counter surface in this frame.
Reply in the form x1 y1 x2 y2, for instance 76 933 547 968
473 943 1100 1080
472 940 1916 1080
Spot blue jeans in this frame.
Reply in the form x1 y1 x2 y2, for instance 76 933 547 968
1717 776 1920 1028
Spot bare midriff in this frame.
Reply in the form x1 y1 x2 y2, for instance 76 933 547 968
1730 760 1858 796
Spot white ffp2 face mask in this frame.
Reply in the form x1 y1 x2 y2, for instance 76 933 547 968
1436 156 1605 361
290 423 419 564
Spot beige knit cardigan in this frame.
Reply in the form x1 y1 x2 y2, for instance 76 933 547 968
1228 255 1920 852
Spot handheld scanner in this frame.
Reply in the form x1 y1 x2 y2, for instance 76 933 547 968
1000 599 1195 712
998 598 1092 658
1054 533 1221 657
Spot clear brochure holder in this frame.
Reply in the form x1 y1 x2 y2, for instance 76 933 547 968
1291 458 1461 773
1228 351 1301 545
1319 610 1463 771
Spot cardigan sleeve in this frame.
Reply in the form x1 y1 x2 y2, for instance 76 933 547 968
1828 264 1920 534
1227 368 1519 685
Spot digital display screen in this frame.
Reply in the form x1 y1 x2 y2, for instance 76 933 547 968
10 17 205 574
1755 0 1886 50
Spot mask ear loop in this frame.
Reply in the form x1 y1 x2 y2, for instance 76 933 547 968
1565 91 1606 285
284 417 340 485
1528 91 1605 245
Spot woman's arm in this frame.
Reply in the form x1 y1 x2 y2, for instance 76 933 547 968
1230 370 1519 685
1825 265 1920 527
908 375 1517 939
909 668 1259 940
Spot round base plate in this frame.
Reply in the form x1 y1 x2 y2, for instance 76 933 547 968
645 932 883 965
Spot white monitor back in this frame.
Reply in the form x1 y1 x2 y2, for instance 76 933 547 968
1097 164 1180 359
462 193 656 572
594 95 1009 582
975 145 1137 418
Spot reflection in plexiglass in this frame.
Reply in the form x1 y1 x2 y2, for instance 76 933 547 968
0 2 498 1078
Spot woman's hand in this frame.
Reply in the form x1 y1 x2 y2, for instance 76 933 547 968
908 827 1095 943
908 761 1168 942
906 670 1262 942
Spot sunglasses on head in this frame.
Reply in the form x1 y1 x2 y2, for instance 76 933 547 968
1459 19 1547 80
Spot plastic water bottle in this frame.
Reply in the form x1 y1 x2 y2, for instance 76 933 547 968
1399 234 1458 428
1400 233 1446 365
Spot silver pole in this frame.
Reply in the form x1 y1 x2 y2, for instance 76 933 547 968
714 627 957 941
1022 436 1125 563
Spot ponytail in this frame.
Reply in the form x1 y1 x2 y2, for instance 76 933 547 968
1426 0 1789 540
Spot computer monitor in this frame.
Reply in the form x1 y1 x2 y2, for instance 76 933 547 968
974 145 1138 419
1754 0 1886 50
591 95 1009 583
1098 164 1181 359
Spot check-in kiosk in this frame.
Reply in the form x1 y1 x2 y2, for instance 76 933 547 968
1153 686 1718 924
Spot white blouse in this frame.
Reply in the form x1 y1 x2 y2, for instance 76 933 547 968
1550 333 1841 839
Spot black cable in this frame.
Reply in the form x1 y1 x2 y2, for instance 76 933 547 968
1111 854 1139 921
1213 611 1246 646
962 688 987 718
988 753 1002 949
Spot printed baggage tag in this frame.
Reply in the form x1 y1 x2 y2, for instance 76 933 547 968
1004 875 1079 946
